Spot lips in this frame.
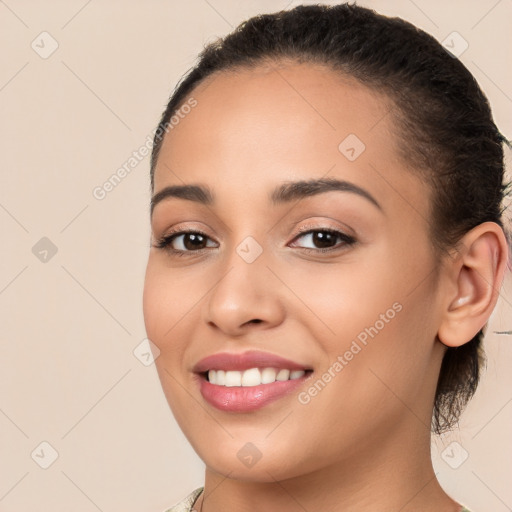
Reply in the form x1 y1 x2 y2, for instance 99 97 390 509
193 350 313 412
193 350 311 373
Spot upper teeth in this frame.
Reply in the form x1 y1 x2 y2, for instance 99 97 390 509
207 368 306 387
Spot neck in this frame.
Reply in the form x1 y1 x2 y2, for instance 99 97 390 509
198 420 461 512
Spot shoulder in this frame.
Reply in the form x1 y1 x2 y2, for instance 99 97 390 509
163 487 204 512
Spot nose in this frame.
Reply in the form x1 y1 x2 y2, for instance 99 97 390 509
202 248 285 337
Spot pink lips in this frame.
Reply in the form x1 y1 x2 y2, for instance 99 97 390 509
193 350 310 373
193 350 312 413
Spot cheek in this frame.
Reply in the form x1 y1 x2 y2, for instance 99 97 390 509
142 256 196 347
142 259 167 342
287 248 439 401
283 255 403 346
142 258 191 383
143 259 196 422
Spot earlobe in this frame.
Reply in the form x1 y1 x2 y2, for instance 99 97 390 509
437 222 509 348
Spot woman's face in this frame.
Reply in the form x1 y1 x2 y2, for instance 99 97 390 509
143 63 447 481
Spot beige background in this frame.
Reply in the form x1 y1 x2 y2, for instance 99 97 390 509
0 1 511 511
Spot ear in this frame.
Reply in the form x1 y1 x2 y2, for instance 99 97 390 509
437 222 510 348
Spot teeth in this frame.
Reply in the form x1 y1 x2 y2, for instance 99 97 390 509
207 367 306 387
225 370 242 387
241 368 261 387
261 367 277 384
216 370 225 385
276 369 290 381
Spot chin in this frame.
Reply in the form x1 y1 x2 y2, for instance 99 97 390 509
197 442 317 483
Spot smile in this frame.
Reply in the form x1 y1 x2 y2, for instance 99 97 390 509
194 350 313 412
207 368 307 387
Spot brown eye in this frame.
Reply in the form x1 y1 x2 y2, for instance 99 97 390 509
291 229 356 251
180 233 208 250
155 231 218 253
311 231 337 248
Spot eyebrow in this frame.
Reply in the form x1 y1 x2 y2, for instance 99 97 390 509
150 177 381 215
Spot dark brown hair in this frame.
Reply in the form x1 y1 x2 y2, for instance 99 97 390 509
150 3 510 433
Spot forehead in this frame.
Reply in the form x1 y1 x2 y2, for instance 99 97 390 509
153 62 427 215
157 63 391 167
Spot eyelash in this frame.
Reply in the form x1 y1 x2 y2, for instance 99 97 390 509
154 226 356 257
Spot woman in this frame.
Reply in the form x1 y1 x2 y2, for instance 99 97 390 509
143 3 510 511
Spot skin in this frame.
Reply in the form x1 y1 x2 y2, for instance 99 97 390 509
143 62 508 512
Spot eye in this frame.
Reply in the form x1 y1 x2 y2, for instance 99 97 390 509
154 227 356 256
289 228 356 252
155 230 218 254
